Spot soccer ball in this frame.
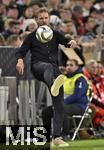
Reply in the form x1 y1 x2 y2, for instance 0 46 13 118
36 25 53 43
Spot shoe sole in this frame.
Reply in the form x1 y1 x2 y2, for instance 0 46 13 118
51 74 64 97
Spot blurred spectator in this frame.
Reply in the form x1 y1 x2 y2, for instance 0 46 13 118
6 34 22 48
0 3 6 32
6 4 19 20
90 6 101 22
60 0 70 8
2 0 15 6
3 18 13 30
59 5 72 22
69 0 84 8
47 0 60 10
83 59 104 96
30 1 43 18
2 20 21 39
92 62 104 104
83 59 98 79
63 20 77 38
50 14 62 29
25 22 37 32
0 33 6 45
84 17 97 39
94 0 104 10
72 5 85 35
23 6 35 19
22 18 37 32
63 59 92 138
83 0 94 17
64 59 88 106
16 0 32 18
47 0 61 18
96 61 104 76
83 59 104 129
93 24 100 35
19 31 30 43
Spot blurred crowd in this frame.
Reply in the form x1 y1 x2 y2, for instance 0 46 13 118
0 0 104 50
0 0 104 139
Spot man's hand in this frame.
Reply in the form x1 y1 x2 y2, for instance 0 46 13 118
68 40 78 49
16 59 24 75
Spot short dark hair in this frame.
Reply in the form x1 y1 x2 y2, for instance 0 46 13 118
64 20 73 24
9 20 20 28
73 5 83 13
66 59 79 66
36 7 49 17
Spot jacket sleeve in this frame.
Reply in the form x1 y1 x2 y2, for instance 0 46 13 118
54 30 71 47
15 34 32 59
64 77 88 104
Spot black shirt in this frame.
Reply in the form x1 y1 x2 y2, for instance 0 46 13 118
16 29 70 65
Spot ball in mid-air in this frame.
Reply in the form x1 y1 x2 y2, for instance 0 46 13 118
36 25 53 43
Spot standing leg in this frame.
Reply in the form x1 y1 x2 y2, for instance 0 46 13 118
31 62 68 146
41 106 53 127
52 87 64 137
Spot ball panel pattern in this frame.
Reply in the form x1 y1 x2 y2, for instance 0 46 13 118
36 25 53 43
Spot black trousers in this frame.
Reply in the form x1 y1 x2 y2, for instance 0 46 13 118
31 62 64 138
63 104 84 135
